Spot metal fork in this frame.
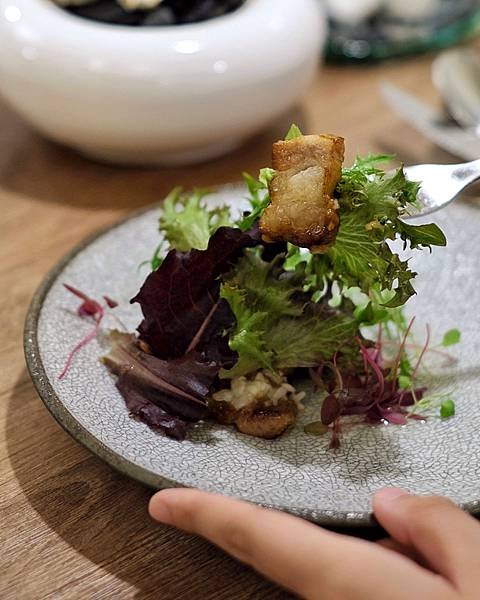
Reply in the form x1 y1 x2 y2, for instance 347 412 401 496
404 159 480 217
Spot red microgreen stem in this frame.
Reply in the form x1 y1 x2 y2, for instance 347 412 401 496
185 299 221 355
329 419 342 449
58 315 103 379
58 284 118 380
63 284 91 302
389 317 415 381
382 341 456 366
332 353 344 391
377 324 383 363
357 338 385 399
411 324 431 380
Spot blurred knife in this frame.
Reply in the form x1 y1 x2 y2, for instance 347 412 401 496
381 81 480 161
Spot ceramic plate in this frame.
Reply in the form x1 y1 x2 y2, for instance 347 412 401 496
24 185 480 526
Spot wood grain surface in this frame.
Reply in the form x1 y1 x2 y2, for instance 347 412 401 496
0 54 465 599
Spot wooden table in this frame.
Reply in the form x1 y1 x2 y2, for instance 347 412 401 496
0 54 460 599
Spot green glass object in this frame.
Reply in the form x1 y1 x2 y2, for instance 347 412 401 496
326 2 480 63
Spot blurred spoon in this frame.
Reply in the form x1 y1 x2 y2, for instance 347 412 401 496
432 48 480 136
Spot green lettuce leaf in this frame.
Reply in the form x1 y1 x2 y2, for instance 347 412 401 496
283 155 446 307
220 249 359 378
219 285 274 376
327 210 416 307
236 168 275 232
284 123 303 140
159 187 232 252
226 249 303 317
267 311 361 370
338 155 445 251
396 221 446 249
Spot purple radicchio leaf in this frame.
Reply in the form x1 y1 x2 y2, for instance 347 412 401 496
116 375 187 440
102 331 218 422
130 226 262 363
381 410 408 425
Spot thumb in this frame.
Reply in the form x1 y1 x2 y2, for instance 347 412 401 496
373 487 480 594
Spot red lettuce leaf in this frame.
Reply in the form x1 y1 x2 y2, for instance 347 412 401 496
116 375 187 440
320 394 341 426
131 226 261 361
103 331 217 422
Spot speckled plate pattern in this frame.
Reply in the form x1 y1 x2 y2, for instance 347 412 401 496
24 185 480 526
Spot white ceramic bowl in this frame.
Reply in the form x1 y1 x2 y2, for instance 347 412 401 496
0 0 325 165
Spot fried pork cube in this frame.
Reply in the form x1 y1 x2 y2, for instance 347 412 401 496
260 134 345 253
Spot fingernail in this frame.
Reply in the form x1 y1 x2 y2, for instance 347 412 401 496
149 493 174 525
375 487 409 503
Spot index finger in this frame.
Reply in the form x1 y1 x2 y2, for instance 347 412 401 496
149 489 452 600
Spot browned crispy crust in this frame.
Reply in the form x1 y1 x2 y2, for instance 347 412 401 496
210 398 297 439
235 401 297 439
259 134 345 252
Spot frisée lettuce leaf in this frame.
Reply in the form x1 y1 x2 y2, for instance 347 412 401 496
159 187 232 252
237 168 276 232
283 154 446 307
219 249 359 378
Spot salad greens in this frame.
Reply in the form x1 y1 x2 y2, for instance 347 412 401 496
132 226 260 361
87 125 458 442
219 249 358 378
440 398 456 419
159 187 231 252
284 123 303 140
237 168 275 232
442 328 461 347
280 154 446 308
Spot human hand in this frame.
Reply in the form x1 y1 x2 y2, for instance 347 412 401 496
149 487 480 599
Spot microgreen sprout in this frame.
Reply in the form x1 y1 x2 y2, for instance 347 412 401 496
58 284 118 380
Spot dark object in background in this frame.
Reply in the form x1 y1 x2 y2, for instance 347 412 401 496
142 5 175 26
68 0 144 25
326 0 480 62
65 0 246 26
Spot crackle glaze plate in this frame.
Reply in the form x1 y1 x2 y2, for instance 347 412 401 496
24 185 480 527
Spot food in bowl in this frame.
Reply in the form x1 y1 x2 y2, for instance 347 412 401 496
55 0 247 26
